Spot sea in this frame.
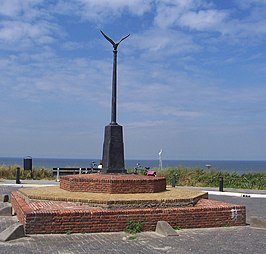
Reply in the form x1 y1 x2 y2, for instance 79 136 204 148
0 157 266 174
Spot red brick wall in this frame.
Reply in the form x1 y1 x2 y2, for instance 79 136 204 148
60 174 166 194
11 192 28 226
11 192 246 235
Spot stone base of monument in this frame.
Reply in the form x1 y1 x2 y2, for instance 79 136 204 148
10 174 246 234
60 174 166 193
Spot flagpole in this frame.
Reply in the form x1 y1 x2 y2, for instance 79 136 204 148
159 149 163 170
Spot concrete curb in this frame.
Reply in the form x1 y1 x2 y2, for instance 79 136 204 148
250 217 266 229
207 191 266 198
0 183 57 188
155 221 179 237
0 223 25 241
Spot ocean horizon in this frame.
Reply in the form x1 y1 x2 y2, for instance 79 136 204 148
0 157 266 174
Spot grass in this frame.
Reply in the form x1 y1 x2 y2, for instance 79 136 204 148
0 164 265 190
128 166 266 190
64 230 73 235
127 235 137 240
0 165 53 180
18 186 205 203
125 221 143 234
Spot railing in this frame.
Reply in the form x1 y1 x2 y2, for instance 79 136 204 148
52 167 101 182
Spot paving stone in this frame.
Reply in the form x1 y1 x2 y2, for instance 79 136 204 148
0 184 265 254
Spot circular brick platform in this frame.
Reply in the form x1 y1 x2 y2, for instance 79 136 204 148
60 173 166 194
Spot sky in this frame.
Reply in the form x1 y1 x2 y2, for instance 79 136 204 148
0 0 266 161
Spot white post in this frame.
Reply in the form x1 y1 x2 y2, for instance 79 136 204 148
79 168 82 174
159 149 163 170
56 167 60 182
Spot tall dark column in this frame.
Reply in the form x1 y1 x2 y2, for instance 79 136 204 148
100 31 129 174
111 49 117 125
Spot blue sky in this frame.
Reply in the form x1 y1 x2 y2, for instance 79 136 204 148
0 0 266 160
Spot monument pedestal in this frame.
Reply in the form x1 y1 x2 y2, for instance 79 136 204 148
102 124 126 173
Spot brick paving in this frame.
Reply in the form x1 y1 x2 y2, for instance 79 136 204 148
0 183 265 253
0 202 9 209
209 194 266 224
0 227 265 254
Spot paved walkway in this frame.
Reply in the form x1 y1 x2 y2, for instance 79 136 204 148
0 180 265 254
0 179 59 188
0 227 265 254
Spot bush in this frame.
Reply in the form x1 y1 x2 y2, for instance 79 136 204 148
155 167 266 190
0 165 54 180
125 221 143 234
0 165 18 179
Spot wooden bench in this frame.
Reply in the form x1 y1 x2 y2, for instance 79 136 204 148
52 167 101 181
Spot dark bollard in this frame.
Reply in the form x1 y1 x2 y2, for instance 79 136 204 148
16 167 21 184
172 174 176 188
219 176 223 192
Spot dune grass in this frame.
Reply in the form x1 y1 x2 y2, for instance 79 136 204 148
0 164 265 190
153 167 266 190
0 164 53 180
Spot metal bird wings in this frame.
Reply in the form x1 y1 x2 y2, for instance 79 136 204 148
100 30 130 50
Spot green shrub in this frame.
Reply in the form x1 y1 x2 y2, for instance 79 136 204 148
1 164 265 190
125 221 143 234
155 166 266 190
0 165 54 180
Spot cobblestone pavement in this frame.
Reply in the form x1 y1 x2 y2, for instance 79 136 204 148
209 194 266 224
0 227 265 254
0 184 265 254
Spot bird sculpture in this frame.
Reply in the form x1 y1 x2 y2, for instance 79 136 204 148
100 30 130 50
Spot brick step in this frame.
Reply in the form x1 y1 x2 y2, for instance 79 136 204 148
60 173 166 194
11 191 246 234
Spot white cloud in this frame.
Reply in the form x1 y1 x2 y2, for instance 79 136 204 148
0 0 60 50
0 52 112 107
62 41 84 50
234 0 266 9
121 102 156 114
0 0 22 17
0 20 58 45
153 0 266 42
80 0 152 15
121 101 202 119
0 0 46 19
54 0 153 22
154 0 212 29
125 120 166 129
129 28 201 58
179 9 228 31
2 0 265 53
161 106 203 117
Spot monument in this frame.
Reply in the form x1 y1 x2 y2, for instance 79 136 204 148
9 32 246 236
100 31 130 173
